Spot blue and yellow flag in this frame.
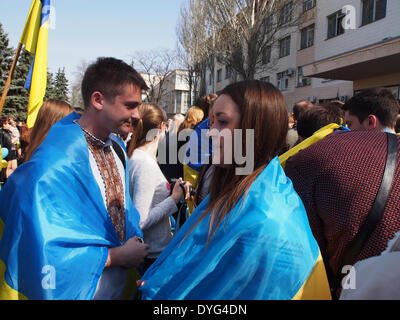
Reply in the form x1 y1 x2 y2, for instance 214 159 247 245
140 157 331 300
0 113 143 299
20 0 51 128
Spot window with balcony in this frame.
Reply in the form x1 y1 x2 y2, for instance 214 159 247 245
327 10 345 39
362 0 387 26
300 24 315 49
279 36 291 58
302 0 316 13
277 71 289 91
297 67 311 87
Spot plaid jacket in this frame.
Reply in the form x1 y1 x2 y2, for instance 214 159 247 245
285 131 400 278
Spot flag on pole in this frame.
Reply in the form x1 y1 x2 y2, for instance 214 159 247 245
20 0 51 128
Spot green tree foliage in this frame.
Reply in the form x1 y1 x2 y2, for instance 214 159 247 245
53 67 69 102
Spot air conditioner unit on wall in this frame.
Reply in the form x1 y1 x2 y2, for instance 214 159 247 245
286 68 295 76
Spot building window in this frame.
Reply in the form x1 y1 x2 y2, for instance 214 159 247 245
264 15 273 33
297 67 311 87
327 10 345 39
262 46 272 64
225 66 232 79
279 36 291 58
277 71 289 91
217 69 222 82
362 0 387 26
278 1 293 26
260 76 270 83
300 24 314 49
302 0 316 13
183 91 190 111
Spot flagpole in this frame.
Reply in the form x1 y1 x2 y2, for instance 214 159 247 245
0 42 23 114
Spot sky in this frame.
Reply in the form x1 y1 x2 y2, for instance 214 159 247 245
0 0 185 89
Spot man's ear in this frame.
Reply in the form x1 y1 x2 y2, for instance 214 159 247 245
366 114 379 130
90 91 104 111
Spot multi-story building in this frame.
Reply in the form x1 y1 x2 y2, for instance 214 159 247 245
303 0 400 100
204 0 399 112
156 69 195 116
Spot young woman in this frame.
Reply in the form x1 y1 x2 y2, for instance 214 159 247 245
127 103 191 273
138 81 332 300
24 100 73 162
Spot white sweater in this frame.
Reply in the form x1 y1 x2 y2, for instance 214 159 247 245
128 149 178 258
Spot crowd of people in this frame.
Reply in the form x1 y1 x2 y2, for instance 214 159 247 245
0 56 399 300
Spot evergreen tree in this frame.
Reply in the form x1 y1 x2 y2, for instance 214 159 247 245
53 67 69 102
0 23 14 116
44 71 57 100
5 48 33 121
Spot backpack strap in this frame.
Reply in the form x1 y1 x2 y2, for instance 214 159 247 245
111 139 126 170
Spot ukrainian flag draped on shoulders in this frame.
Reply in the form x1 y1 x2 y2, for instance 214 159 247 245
140 157 331 300
20 0 50 128
0 113 142 300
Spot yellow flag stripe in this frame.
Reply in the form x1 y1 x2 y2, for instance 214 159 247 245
26 19 49 128
292 251 332 300
19 0 42 53
279 123 341 168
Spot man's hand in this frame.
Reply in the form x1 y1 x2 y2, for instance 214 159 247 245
106 236 149 269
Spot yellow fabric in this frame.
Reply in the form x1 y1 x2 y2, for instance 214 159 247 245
183 164 199 216
26 18 49 128
0 219 28 300
121 268 141 300
0 260 28 300
19 0 42 54
292 251 332 300
279 123 341 169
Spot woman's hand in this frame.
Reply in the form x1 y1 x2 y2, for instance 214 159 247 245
171 178 193 203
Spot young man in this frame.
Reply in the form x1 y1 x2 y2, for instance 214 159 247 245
343 88 399 132
0 57 150 300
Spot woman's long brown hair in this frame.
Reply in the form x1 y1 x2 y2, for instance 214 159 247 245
127 103 167 157
185 80 288 242
24 100 73 161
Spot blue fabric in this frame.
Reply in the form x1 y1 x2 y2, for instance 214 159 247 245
140 157 319 300
0 112 142 299
184 118 212 171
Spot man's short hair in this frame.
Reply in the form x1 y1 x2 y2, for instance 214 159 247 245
81 57 149 110
293 100 313 121
297 105 342 139
342 88 400 128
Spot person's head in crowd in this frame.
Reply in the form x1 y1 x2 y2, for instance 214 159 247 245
127 103 167 157
189 80 288 239
396 114 400 134
297 105 343 141
178 106 204 133
322 100 345 122
198 94 218 121
7 117 16 128
288 112 295 128
24 100 73 162
0 117 9 129
292 100 313 125
343 88 399 132
80 57 148 140
168 113 184 134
